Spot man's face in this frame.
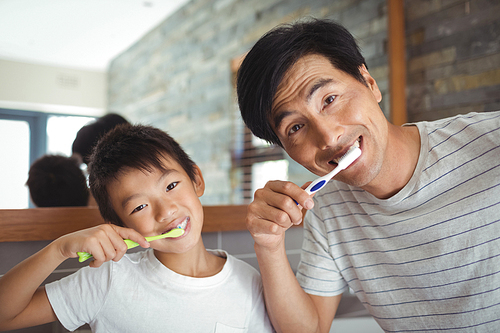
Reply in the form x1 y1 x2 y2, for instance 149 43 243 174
270 54 388 188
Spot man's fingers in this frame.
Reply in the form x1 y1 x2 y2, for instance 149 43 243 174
260 189 305 226
267 180 315 212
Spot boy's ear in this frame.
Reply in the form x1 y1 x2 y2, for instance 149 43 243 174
193 165 205 197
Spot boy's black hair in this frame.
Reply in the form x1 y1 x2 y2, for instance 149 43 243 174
236 18 367 147
88 124 197 226
26 155 89 207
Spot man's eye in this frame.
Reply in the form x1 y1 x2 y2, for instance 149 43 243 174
323 95 336 107
131 204 147 214
289 124 303 135
166 182 179 192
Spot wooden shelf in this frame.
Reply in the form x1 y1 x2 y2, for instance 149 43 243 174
0 205 249 242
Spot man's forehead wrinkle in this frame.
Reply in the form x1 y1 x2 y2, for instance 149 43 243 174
307 78 334 103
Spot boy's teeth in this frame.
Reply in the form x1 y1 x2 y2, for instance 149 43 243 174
178 218 188 230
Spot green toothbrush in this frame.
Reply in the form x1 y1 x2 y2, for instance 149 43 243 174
77 227 185 262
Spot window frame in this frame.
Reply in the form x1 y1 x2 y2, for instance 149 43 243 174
0 108 96 208
230 55 285 203
0 108 48 167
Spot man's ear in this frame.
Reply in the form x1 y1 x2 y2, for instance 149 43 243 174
193 165 205 197
359 64 382 103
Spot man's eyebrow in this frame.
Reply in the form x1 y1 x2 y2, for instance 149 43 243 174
272 78 335 131
307 78 334 103
272 110 293 132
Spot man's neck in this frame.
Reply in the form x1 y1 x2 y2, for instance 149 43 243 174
362 124 421 199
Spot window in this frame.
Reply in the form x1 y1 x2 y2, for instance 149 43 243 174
47 115 95 156
230 55 289 203
233 126 287 202
0 119 30 208
0 109 95 208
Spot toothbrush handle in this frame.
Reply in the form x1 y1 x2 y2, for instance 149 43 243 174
76 229 184 262
305 179 328 194
77 239 139 263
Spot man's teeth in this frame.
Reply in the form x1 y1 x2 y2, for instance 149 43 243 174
332 139 360 164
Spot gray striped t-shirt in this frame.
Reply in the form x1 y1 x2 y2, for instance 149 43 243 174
297 111 500 332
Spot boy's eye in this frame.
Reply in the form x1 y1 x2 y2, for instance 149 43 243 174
131 204 147 214
288 124 303 135
323 95 336 107
166 182 179 192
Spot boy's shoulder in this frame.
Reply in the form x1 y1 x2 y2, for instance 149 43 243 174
208 249 262 280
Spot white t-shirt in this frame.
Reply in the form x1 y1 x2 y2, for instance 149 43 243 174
297 112 500 332
46 249 274 333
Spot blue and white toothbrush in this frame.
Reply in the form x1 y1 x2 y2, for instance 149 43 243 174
304 145 361 195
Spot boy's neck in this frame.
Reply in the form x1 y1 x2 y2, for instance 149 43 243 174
153 241 226 278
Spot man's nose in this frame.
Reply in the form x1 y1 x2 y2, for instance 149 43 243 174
312 118 342 150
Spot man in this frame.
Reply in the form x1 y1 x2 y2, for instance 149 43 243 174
237 19 500 332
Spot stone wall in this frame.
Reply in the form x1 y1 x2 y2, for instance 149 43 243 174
107 0 389 205
405 0 500 122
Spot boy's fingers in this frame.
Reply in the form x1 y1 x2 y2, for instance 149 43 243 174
111 225 149 248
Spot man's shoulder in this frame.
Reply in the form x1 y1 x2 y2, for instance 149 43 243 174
417 111 500 130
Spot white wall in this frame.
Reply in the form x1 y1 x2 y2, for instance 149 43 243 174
0 59 106 116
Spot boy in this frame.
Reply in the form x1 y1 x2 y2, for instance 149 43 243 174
26 154 90 207
0 124 273 332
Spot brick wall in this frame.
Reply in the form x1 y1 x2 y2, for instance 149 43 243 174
107 2 387 323
405 0 500 122
107 0 389 205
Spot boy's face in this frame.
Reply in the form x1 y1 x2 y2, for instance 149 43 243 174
107 156 205 255
270 53 388 188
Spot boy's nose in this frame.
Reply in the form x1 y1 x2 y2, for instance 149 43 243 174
154 199 176 223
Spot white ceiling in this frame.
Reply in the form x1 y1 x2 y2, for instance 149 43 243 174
0 0 190 72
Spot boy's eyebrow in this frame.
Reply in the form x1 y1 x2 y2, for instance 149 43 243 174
120 168 176 209
272 78 334 131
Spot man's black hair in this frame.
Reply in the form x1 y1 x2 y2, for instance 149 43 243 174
88 124 197 226
72 113 129 165
237 18 367 147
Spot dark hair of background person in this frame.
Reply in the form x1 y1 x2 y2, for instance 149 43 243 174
26 155 89 207
88 124 197 227
72 113 129 165
237 18 368 147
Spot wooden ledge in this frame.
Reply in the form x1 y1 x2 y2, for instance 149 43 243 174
0 205 248 242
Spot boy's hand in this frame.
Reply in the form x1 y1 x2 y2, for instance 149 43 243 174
246 180 314 252
55 225 149 267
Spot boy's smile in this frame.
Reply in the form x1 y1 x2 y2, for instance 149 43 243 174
107 156 205 255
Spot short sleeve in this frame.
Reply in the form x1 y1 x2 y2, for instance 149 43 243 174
45 262 112 331
296 209 348 296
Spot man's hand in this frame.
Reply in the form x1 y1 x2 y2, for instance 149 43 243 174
246 180 314 251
